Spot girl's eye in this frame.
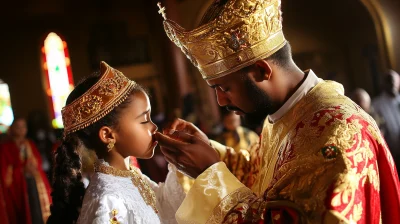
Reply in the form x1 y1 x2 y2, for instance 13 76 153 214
141 121 150 124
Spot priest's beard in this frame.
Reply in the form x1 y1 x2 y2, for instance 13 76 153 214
242 77 273 127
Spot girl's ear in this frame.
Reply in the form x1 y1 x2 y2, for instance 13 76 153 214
98 126 116 145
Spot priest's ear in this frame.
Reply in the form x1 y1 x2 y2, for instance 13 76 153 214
254 59 273 82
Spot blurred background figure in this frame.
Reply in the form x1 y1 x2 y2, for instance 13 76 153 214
0 118 52 224
0 181 8 224
0 0 399 200
350 88 385 133
215 110 259 152
372 70 400 173
27 111 56 179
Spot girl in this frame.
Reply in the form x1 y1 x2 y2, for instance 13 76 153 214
47 62 185 224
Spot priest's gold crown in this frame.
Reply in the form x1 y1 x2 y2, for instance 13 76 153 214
158 0 286 80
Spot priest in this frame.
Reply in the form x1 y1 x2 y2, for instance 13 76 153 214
156 0 400 223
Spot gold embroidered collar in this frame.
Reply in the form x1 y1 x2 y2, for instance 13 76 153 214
94 161 158 213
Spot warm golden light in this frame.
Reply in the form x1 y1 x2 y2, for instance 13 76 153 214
43 32 74 129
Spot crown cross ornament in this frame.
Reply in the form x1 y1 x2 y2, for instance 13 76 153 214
158 0 287 80
157 2 167 20
228 28 249 52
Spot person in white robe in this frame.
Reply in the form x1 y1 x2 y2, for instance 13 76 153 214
47 62 185 224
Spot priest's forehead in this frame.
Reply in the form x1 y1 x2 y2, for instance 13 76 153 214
206 67 248 87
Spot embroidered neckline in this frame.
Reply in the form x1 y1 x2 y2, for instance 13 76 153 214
94 162 158 213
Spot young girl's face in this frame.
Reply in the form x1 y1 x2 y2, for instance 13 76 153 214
114 91 158 159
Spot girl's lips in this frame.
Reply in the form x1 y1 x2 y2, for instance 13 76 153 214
150 140 158 149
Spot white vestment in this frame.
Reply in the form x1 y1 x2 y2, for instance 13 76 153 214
77 160 185 224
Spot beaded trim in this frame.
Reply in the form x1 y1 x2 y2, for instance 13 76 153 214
94 162 158 213
61 61 136 137
158 0 286 80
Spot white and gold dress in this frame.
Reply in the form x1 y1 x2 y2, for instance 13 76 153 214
77 159 185 224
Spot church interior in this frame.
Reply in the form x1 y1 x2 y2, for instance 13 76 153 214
0 0 400 222
1 0 399 130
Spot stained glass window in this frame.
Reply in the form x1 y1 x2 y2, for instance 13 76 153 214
42 32 74 129
0 80 14 133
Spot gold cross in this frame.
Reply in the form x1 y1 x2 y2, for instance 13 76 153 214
157 2 167 20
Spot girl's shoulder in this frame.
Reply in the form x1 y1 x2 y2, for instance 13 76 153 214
78 172 160 224
82 173 138 214
86 172 134 198
79 174 135 224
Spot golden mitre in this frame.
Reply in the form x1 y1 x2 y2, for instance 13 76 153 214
158 0 286 80
62 61 136 136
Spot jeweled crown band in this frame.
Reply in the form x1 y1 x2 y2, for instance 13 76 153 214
62 61 136 136
199 31 286 80
159 0 286 80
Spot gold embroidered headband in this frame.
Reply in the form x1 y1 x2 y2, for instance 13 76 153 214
158 0 286 80
62 61 136 136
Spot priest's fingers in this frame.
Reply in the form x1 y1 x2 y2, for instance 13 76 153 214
169 118 190 132
166 130 196 144
161 148 191 174
164 118 199 135
161 148 178 165
163 118 184 134
159 144 180 157
164 153 193 176
155 132 192 149
155 132 186 148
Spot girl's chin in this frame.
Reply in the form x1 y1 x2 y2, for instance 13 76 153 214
139 143 158 159
144 150 155 159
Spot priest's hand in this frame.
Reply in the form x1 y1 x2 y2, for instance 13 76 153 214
155 130 220 178
162 118 209 144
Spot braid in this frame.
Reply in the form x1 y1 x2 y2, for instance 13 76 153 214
47 71 147 223
47 134 85 224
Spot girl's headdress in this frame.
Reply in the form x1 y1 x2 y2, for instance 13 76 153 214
62 61 136 136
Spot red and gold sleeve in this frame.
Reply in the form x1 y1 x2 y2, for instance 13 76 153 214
210 140 260 188
175 162 251 223
175 162 306 224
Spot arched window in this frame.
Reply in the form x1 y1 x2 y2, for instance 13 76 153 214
42 32 74 129
0 79 14 133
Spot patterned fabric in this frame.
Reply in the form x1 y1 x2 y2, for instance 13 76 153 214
176 126 259 194
216 126 259 153
0 166 9 224
159 0 286 80
77 161 185 224
177 80 400 223
62 61 136 136
0 140 52 224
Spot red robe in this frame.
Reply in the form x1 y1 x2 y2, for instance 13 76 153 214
0 140 52 224
0 181 9 224
175 80 400 223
